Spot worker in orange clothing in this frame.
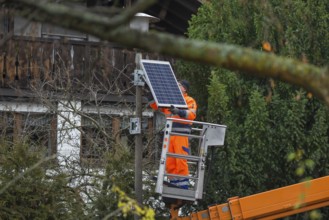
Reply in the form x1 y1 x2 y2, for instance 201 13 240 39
149 80 197 189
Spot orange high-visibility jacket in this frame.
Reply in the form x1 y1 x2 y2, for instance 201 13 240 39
150 93 197 176
149 93 197 121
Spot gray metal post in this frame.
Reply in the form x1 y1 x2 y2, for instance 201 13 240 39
134 53 143 220
129 14 159 220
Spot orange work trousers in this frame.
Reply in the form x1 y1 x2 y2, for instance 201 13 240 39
166 135 189 176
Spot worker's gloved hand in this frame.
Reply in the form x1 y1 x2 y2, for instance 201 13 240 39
170 105 180 115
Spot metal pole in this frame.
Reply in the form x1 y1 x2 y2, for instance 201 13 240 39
134 53 143 220
129 13 158 220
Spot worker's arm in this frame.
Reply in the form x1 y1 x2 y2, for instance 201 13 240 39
185 96 197 120
170 97 197 120
149 101 158 111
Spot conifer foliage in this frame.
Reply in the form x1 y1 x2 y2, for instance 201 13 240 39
179 1 329 218
0 141 85 219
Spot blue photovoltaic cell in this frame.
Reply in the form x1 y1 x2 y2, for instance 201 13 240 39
141 60 187 108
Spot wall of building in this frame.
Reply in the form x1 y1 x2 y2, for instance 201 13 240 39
0 100 154 165
0 9 169 166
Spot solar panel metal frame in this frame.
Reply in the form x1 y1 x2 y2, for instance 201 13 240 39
140 59 187 109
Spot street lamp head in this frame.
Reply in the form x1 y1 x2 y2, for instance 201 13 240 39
129 13 159 32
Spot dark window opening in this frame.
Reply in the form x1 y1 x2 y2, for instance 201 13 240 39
81 114 113 166
0 111 57 156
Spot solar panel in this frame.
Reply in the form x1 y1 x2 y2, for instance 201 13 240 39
140 59 187 108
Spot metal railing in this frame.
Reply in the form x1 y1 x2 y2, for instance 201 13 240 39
155 117 227 201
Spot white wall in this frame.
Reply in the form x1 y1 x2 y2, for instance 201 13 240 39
0 100 82 163
0 101 48 112
0 100 154 164
57 100 81 163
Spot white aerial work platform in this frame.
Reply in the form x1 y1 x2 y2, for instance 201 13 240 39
155 118 227 203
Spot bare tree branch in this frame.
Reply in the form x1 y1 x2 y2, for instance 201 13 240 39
4 0 155 31
3 0 329 107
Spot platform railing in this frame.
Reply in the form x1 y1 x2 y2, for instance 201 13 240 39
155 117 227 201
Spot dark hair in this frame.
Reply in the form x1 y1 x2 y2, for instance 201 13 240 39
179 80 190 92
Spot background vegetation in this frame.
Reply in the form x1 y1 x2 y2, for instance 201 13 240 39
177 1 329 218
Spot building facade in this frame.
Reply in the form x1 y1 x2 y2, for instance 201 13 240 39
0 0 200 166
